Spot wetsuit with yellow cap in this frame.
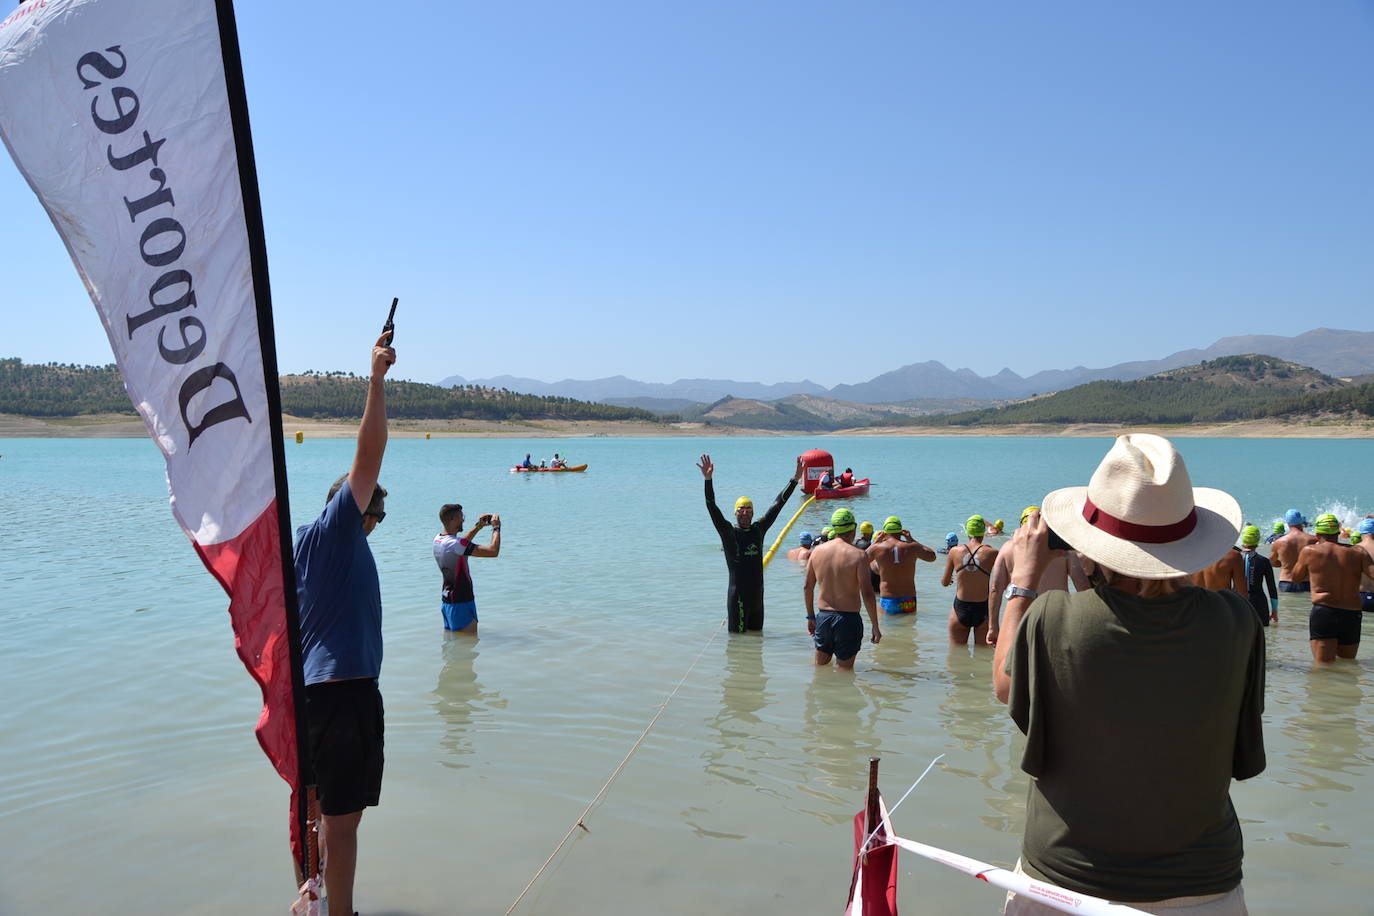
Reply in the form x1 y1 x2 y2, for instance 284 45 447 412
705 475 799 632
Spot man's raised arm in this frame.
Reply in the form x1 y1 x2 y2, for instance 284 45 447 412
757 456 805 533
348 331 395 512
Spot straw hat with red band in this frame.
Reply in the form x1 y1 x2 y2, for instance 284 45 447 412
1039 434 1242 580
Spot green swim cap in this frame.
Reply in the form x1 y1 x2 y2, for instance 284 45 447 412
1240 525 1261 547
821 526 834 537
830 507 857 534
1272 521 1285 534
966 514 986 537
1352 533 1363 545
882 516 902 534
1314 513 1340 535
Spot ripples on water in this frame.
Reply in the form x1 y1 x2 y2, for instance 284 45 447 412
1 436 1371 913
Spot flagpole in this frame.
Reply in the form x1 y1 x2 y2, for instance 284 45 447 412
212 0 313 881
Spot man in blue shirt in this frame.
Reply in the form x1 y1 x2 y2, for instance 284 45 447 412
293 331 394 916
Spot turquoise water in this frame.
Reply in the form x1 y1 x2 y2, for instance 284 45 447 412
1 435 1372 914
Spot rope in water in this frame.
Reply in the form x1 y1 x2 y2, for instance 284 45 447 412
505 618 728 914
762 493 816 568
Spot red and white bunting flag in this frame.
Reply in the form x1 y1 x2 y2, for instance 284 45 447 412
1 0 306 865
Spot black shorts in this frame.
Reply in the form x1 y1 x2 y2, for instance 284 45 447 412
305 679 384 816
1309 604 1362 647
952 598 989 628
1362 592 1374 613
1279 580 1311 593
814 610 863 660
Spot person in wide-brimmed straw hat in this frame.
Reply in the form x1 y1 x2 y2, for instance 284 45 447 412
992 434 1265 915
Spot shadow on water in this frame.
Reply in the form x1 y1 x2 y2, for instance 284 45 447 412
1279 661 1367 850
431 632 506 770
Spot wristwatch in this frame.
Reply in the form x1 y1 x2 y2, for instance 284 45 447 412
1003 584 1038 602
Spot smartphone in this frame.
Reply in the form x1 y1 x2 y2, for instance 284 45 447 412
382 297 398 344
1047 526 1072 552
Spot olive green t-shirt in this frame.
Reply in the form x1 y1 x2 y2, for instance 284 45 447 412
1006 585 1266 902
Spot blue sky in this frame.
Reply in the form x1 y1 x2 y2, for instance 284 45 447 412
4 1 1373 387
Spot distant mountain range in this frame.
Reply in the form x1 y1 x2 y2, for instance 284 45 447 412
439 328 1374 404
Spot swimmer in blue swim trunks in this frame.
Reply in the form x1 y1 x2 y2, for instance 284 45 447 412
433 503 502 634
866 516 936 615
804 508 881 669
941 515 998 648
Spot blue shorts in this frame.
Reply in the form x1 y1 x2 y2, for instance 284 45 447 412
1279 580 1310 593
441 600 478 631
880 595 917 615
1362 592 1374 613
814 610 863 660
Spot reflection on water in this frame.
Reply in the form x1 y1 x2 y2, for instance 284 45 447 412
431 633 506 769
801 667 883 811
701 634 770 790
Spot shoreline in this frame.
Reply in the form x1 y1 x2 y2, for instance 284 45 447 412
1 413 1371 439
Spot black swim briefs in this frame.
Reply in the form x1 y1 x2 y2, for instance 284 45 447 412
952 597 989 628
1279 580 1311 593
305 678 385 816
813 609 863 660
1309 604 1362 646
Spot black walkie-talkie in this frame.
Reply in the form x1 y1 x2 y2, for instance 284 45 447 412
383 297 398 345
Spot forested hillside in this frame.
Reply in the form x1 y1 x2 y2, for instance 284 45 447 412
912 356 1368 426
0 359 663 422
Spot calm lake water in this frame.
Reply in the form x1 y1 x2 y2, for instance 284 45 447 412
1 435 1372 914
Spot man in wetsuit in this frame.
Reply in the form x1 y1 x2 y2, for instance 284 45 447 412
698 453 803 632
1291 513 1374 663
1237 525 1279 627
941 514 998 647
1265 521 1285 544
1272 509 1318 592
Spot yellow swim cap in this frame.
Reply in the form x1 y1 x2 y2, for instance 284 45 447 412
993 519 1005 530
966 515 986 537
734 496 753 510
859 521 874 535
1020 506 1040 525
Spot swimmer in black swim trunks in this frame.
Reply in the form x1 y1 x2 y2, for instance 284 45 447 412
698 453 804 632
941 514 998 648
1292 513 1374 662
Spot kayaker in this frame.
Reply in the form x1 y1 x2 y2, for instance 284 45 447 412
838 468 855 488
697 453 804 632
819 469 835 490
551 453 565 469
520 453 533 469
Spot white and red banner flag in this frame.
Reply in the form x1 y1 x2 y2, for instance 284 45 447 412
1 0 306 863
